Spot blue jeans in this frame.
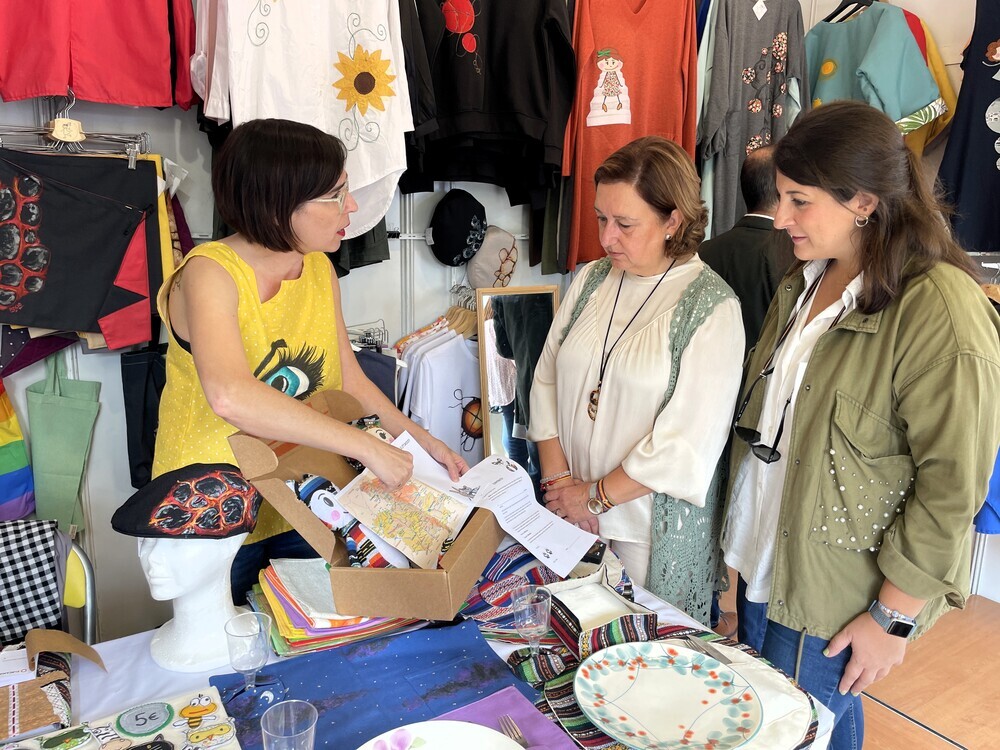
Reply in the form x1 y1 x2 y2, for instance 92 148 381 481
737 577 864 750
230 528 321 605
500 401 530 471
501 402 542 502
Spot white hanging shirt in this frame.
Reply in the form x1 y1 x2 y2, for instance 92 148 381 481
400 328 457 418
723 260 863 603
193 0 233 124
225 0 414 237
409 337 484 466
484 319 517 407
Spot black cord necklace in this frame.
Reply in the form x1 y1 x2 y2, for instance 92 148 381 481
588 257 677 420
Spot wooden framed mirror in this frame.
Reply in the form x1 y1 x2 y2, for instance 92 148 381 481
476 286 560 477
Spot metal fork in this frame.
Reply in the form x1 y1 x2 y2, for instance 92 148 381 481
498 714 528 747
683 634 735 666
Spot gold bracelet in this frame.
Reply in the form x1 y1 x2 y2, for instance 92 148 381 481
597 479 617 509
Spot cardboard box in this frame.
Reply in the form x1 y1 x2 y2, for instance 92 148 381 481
229 390 505 621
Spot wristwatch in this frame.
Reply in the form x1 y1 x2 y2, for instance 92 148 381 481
867 599 917 638
586 483 604 515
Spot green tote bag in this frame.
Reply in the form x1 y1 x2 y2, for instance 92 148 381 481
26 350 101 533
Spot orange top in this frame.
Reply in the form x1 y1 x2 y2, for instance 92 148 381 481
563 0 699 269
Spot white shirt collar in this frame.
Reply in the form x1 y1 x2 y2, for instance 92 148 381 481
802 260 864 313
744 212 775 221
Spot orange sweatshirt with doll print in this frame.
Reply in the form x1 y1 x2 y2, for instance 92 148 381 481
563 0 699 270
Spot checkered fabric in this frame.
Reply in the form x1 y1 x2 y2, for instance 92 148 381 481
0 520 61 646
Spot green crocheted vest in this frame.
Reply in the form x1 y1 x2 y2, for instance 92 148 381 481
561 258 736 626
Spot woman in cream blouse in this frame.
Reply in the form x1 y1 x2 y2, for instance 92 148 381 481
531 136 743 619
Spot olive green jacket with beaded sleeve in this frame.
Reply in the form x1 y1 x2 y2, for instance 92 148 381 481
725 261 1000 640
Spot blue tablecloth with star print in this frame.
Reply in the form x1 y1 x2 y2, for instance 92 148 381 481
210 620 537 749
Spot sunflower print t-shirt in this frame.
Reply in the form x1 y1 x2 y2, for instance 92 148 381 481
153 242 342 542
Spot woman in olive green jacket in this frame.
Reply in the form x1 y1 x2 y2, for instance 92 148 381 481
722 101 1000 750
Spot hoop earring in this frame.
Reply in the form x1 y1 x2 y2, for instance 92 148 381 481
855 215 870 228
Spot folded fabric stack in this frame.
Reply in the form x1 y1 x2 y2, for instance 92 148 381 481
250 557 424 657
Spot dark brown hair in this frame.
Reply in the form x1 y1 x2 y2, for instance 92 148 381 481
211 119 347 252
774 101 978 313
594 135 708 258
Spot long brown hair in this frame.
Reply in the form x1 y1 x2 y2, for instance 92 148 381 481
594 136 708 259
774 101 978 313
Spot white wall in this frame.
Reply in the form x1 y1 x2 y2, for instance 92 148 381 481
0 0 991 642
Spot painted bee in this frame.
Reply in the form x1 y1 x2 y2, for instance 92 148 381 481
172 694 217 730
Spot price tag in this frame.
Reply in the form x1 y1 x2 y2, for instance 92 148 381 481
753 0 768 20
48 118 87 143
115 702 174 737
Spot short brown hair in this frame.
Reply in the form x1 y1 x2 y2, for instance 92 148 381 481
774 101 978 313
211 119 347 252
594 136 707 258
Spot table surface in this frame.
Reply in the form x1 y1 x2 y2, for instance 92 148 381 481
73 587 831 748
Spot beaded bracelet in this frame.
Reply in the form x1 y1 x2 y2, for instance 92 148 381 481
541 470 571 485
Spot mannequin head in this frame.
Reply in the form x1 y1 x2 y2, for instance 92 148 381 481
138 534 245 601
114 464 264 673
136 533 248 673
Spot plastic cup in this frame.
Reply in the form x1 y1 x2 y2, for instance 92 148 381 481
260 700 318 750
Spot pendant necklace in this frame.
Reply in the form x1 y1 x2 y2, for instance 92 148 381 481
588 257 677 420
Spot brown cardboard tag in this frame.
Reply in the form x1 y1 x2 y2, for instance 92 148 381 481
25 629 105 671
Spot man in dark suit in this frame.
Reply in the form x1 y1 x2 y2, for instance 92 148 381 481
701 146 794 639
700 145 794 354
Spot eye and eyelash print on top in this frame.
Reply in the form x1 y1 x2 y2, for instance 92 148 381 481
253 339 327 399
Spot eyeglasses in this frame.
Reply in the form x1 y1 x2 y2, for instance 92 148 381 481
308 177 350 210
733 268 836 464
733 365 790 464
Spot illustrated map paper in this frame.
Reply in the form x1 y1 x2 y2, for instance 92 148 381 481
335 433 596 576
335 437 474 569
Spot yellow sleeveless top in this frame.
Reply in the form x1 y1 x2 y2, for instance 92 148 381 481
152 242 343 542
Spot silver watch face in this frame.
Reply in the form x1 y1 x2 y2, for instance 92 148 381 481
869 601 914 637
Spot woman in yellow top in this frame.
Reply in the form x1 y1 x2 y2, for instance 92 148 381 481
153 119 467 602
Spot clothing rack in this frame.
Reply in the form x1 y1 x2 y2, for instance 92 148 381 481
347 319 390 352
0 89 150 169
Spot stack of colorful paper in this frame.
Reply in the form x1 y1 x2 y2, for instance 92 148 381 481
250 557 425 656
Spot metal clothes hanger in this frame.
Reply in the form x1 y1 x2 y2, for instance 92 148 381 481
347 318 390 352
0 89 150 169
446 284 478 338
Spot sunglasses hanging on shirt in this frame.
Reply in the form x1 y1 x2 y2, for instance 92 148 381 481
733 265 847 463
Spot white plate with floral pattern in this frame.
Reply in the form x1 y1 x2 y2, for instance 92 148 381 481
574 642 764 749
355 720 522 750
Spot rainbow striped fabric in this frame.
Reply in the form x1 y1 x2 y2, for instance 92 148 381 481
0 379 34 520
